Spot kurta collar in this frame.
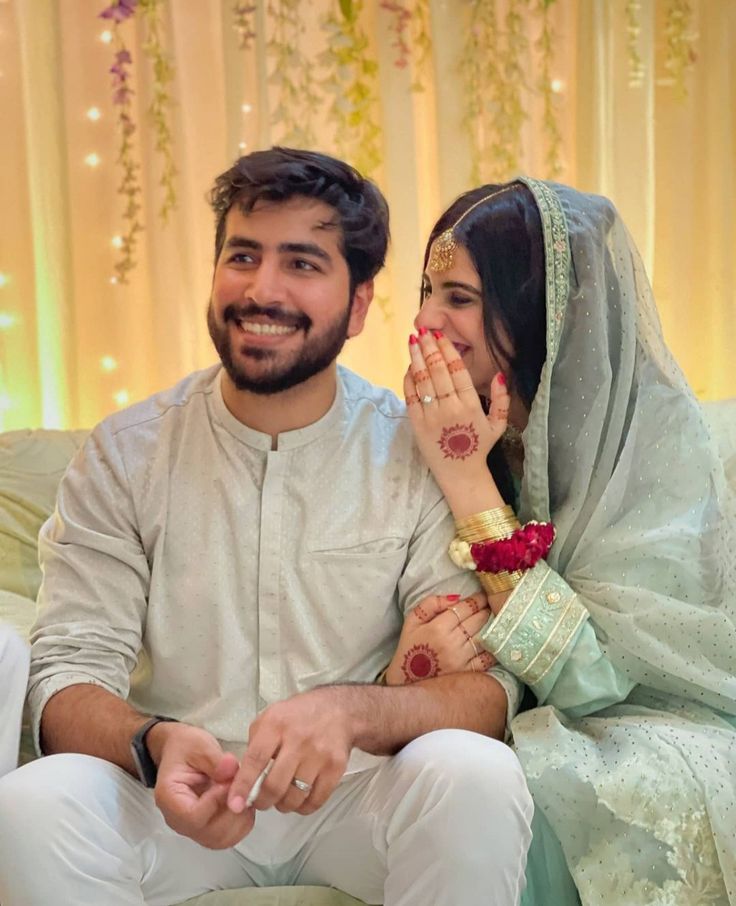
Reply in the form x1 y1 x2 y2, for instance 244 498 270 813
210 367 345 451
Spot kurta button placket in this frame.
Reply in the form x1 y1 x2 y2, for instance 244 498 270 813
258 450 287 704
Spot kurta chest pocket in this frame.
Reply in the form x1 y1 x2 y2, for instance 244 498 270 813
307 536 409 603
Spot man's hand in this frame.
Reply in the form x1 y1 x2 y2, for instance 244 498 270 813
153 723 256 849
227 688 353 818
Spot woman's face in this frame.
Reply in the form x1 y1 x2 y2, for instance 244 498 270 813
415 242 499 393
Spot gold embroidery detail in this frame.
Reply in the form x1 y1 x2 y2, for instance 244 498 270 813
477 563 590 688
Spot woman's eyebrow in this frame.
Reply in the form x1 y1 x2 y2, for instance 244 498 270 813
441 281 482 296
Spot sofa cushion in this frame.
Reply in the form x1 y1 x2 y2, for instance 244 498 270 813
0 429 88 601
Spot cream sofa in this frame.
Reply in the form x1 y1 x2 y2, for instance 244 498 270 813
2 400 735 903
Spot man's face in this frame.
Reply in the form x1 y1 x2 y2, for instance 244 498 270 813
208 197 372 395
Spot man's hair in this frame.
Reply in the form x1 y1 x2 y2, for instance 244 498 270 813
209 147 390 289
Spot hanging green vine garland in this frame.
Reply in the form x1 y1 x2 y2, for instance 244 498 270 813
268 0 320 148
407 0 432 92
625 0 645 88
536 0 563 178
662 0 697 98
458 0 503 183
320 0 382 178
100 0 144 284
139 0 177 222
492 0 528 178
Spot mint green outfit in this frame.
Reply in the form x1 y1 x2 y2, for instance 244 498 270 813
475 179 736 905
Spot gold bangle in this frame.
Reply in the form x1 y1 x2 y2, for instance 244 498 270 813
455 506 518 539
478 569 524 595
455 504 516 529
458 522 519 543
456 514 520 543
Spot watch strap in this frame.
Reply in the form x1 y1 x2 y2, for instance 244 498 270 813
130 715 178 788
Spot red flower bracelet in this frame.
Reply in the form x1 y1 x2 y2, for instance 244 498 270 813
470 521 555 574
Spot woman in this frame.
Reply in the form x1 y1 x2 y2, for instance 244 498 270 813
383 178 736 905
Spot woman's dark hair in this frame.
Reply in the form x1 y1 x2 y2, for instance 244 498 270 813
424 182 547 502
209 147 390 292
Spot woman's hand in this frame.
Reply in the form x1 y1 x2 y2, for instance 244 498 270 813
385 592 495 685
404 330 509 503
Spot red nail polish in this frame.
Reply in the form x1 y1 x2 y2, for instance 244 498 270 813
419 327 428 336
433 330 443 340
409 334 418 345
446 594 461 601
497 372 506 386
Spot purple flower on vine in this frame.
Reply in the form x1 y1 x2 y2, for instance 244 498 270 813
110 48 133 101
380 0 412 69
113 87 133 106
99 0 138 23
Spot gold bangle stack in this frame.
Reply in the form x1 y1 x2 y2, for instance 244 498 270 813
455 505 520 543
454 506 523 595
479 570 525 595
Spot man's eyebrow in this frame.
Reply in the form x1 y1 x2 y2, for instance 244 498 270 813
278 242 332 263
223 237 332 263
224 236 261 250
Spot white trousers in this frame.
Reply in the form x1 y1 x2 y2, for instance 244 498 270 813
0 729 532 906
0 624 30 777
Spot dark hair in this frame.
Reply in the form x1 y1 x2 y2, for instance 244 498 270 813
209 147 390 290
424 182 547 502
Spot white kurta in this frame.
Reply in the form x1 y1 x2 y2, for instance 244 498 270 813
29 364 520 765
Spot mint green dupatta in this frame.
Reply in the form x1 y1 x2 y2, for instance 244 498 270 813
482 179 736 905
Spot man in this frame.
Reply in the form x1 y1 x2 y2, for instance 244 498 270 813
0 148 532 905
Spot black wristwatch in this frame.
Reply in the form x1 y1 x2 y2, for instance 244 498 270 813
130 716 178 788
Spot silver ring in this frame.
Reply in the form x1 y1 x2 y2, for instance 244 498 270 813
291 777 312 794
421 395 434 405
450 605 462 627
470 637 480 658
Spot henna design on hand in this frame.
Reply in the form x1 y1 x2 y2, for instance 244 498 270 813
412 369 430 384
413 602 430 621
425 352 444 367
401 643 441 682
405 394 420 406
448 360 465 374
436 423 480 460
479 651 494 670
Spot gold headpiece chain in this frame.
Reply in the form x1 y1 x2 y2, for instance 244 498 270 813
427 184 518 272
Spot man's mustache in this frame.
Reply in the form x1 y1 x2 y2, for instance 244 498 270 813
223 302 310 331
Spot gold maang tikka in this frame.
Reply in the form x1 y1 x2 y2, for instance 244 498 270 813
428 184 518 272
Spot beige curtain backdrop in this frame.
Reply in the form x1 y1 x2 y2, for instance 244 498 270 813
0 0 733 430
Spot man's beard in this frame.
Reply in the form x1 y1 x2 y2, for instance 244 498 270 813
207 299 352 395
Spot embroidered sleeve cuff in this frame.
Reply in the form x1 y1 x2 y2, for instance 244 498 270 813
476 563 589 690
